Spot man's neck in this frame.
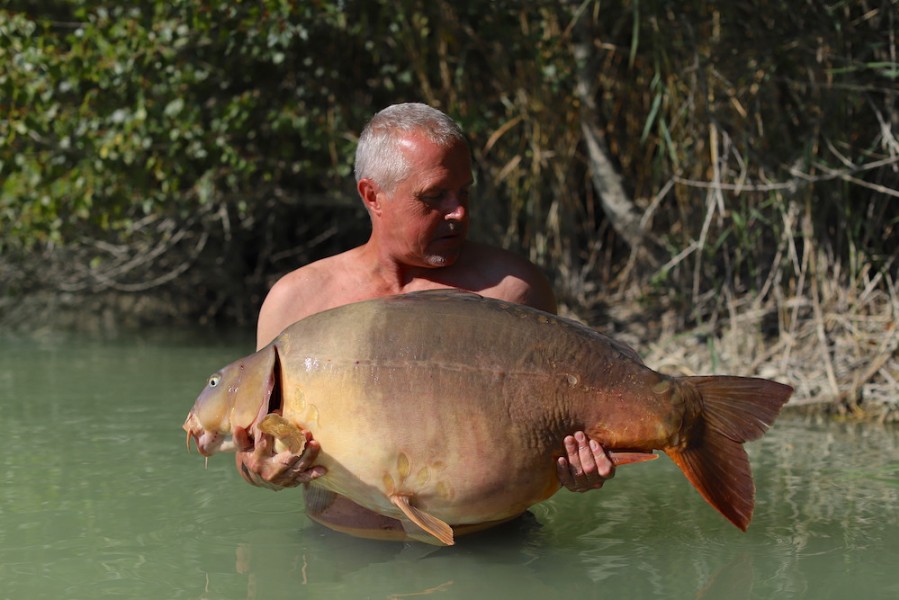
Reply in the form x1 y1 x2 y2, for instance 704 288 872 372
355 242 462 296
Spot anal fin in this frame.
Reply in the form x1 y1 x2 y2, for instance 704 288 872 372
609 451 658 466
390 495 455 546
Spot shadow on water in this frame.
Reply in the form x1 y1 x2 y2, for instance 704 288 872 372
2 331 899 599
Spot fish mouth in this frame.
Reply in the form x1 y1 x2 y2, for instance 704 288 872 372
183 414 236 457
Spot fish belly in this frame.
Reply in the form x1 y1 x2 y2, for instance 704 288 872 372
281 366 563 525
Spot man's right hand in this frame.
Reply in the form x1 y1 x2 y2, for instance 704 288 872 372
234 425 326 490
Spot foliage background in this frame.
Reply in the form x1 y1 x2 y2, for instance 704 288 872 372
2 0 898 414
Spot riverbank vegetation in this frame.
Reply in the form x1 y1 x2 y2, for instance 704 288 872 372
2 1 897 419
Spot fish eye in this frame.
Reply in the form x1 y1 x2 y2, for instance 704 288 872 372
208 374 221 388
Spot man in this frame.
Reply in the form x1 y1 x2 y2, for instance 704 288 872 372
236 103 614 540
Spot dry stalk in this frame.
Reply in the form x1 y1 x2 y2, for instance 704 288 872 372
636 279 899 423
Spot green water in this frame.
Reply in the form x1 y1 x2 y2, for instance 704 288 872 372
2 331 898 599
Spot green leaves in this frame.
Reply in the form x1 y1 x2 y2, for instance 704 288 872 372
0 1 359 253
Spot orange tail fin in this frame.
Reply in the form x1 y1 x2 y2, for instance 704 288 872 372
665 376 793 531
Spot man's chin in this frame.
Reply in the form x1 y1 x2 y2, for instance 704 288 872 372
424 254 456 268
424 249 463 268
423 238 465 267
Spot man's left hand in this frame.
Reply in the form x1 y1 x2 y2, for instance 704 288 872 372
556 431 614 492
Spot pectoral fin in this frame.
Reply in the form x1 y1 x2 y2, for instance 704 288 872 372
390 495 455 546
259 413 306 454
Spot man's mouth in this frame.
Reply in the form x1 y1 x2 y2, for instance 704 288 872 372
435 228 464 241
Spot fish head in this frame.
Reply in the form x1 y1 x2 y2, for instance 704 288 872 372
182 345 277 457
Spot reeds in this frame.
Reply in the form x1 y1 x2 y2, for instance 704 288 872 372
451 2 899 415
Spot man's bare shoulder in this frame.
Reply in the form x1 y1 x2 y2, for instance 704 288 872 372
457 241 557 313
460 241 538 270
265 255 345 309
256 250 362 348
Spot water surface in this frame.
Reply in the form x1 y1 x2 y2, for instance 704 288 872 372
1 331 898 599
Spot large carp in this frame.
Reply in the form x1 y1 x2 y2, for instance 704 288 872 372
182 290 792 545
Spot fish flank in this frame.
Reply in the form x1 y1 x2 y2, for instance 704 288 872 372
397 452 411 479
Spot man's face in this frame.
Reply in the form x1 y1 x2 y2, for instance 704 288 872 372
378 133 473 268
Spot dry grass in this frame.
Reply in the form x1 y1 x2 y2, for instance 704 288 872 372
606 274 899 423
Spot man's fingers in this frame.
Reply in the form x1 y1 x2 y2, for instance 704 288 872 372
576 432 599 476
556 456 574 488
593 441 614 479
233 426 253 452
558 432 614 492
236 434 325 490
563 434 579 467
299 439 322 465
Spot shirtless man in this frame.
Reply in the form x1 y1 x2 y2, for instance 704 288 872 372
235 103 614 540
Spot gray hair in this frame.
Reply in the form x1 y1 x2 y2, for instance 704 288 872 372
354 103 468 193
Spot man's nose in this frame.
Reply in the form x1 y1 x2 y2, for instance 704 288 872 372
443 195 467 221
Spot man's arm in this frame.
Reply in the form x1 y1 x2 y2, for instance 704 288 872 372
255 273 306 350
237 268 328 489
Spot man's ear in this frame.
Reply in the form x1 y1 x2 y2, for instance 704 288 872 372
358 179 382 216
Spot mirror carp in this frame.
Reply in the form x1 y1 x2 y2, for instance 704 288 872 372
182 291 792 545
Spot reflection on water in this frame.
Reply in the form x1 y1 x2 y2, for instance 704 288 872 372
1 331 899 599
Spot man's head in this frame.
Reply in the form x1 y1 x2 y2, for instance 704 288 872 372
356 104 473 269
355 103 469 194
